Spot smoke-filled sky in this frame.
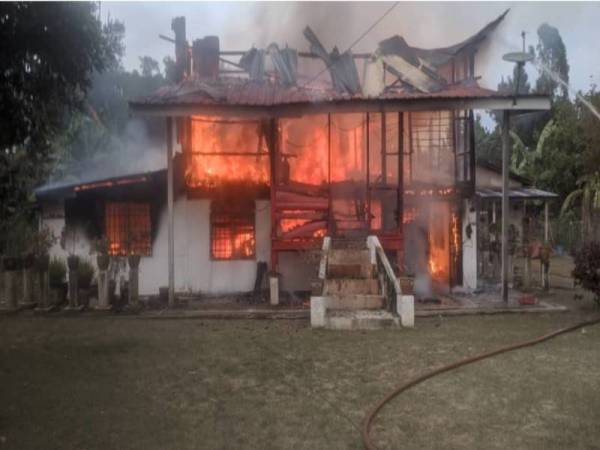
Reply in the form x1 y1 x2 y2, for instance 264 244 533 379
103 1 600 95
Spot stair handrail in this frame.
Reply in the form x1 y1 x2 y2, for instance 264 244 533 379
367 235 401 314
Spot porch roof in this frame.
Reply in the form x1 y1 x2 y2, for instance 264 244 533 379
129 79 550 118
476 187 558 200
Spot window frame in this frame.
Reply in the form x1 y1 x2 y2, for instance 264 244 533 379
104 201 152 257
210 202 256 261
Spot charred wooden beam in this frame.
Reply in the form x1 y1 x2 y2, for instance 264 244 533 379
280 220 327 239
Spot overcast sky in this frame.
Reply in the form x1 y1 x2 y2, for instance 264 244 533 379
103 1 600 95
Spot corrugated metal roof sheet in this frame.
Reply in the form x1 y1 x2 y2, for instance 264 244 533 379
476 187 558 199
130 77 500 108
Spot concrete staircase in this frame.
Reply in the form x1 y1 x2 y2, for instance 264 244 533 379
311 237 412 330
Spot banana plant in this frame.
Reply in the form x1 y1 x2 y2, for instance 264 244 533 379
510 119 555 176
561 172 600 242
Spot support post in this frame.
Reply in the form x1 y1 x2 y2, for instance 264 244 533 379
166 117 175 307
38 270 49 308
544 200 549 243
381 112 387 185
67 259 79 309
128 256 140 308
397 111 404 272
269 274 279 306
501 110 510 303
3 269 17 310
97 269 110 309
22 265 33 307
327 113 332 235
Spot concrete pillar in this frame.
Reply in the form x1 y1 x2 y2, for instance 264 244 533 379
68 273 78 308
97 270 110 309
22 267 33 306
128 256 140 307
269 274 279 306
544 200 549 243
398 294 414 328
38 270 49 308
3 270 17 310
310 296 327 328
501 110 510 303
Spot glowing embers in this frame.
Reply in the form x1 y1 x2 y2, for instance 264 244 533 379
210 210 256 260
186 117 270 189
105 202 151 256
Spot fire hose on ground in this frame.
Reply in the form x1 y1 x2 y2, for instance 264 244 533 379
361 316 600 450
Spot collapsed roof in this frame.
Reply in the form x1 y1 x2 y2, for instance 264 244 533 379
131 9 551 115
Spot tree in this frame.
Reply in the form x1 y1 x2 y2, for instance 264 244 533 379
0 3 123 250
163 56 179 83
139 56 161 78
535 23 570 100
561 172 600 242
474 114 501 166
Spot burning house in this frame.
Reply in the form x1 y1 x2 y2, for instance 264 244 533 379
36 10 550 324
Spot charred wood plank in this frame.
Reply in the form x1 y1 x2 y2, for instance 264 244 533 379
276 211 328 220
276 202 329 211
280 220 327 239
276 191 328 204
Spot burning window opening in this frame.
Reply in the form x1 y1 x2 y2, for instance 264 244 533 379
210 201 256 260
186 116 271 189
105 202 151 256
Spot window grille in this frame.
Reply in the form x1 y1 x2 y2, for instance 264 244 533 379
210 204 256 260
105 202 151 256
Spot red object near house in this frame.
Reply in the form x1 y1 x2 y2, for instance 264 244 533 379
519 294 537 306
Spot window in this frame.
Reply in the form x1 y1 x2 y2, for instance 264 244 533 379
210 201 255 260
105 202 151 256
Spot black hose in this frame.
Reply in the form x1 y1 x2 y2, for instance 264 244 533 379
361 316 600 450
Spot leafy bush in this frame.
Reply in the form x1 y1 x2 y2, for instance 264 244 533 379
49 257 66 288
572 241 600 306
78 259 95 289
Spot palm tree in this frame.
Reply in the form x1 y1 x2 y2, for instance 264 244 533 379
561 172 600 242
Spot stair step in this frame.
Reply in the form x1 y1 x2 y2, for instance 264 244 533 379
324 278 380 295
328 263 375 279
326 294 384 310
328 249 370 265
330 239 367 250
325 309 400 330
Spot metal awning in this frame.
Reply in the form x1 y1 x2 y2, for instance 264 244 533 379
476 187 557 200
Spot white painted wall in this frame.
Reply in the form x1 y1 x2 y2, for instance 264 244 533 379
137 197 271 295
42 197 272 296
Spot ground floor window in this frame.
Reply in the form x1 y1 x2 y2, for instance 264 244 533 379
210 201 256 260
105 202 151 256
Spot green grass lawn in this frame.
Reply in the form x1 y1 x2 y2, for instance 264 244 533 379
1 308 599 450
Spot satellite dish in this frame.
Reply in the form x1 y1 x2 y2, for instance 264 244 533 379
502 52 534 64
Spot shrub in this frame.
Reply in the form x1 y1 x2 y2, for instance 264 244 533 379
49 257 66 288
78 259 95 289
572 241 600 306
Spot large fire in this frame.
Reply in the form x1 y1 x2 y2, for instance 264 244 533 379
186 117 270 188
185 112 457 257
